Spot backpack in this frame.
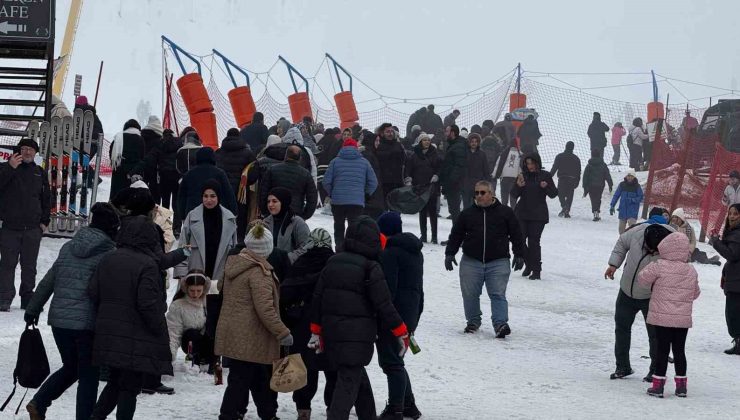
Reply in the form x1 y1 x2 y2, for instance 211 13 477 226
643 224 672 254
626 133 634 147
1 325 50 414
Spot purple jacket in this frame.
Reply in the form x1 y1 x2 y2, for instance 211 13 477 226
638 232 700 328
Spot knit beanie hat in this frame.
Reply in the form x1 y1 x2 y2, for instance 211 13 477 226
144 116 164 136
17 138 39 152
226 128 240 137
671 208 685 222
196 146 216 165
377 211 402 236
75 95 89 106
126 188 156 217
90 202 121 239
266 135 282 147
244 222 274 258
308 228 333 249
343 138 358 148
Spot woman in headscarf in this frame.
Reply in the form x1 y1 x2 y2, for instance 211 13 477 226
263 187 310 264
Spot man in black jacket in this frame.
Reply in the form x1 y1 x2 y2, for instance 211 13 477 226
511 154 558 280
309 216 409 420
239 111 269 154
549 141 582 218
444 181 525 338
216 128 256 242
439 125 467 225
259 145 317 220
376 212 423 420
0 138 50 311
375 123 406 206
462 133 491 209
588 112 610 159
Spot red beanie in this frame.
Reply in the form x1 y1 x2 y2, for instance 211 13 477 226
343 138 358 148
75 95 88 106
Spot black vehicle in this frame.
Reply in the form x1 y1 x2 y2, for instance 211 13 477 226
698 99 740 152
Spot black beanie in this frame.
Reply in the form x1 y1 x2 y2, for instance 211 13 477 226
126 188 156 216
201 178 222 198
17 138 39 152
123 119 141 131
226 128 240 137
90 203 121 238
268 187 292 210
196 147 215 165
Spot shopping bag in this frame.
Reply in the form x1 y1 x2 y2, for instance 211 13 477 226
270 353 307 393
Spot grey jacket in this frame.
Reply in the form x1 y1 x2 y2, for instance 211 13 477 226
263 214 310 264
175 205 237 281
608 221 675 299
26 227 116 330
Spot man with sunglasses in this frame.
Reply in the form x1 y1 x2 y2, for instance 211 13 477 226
444 181 525 338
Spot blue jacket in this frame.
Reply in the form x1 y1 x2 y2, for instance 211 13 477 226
25 227 116 330
610 179 643 220
323 147 378 206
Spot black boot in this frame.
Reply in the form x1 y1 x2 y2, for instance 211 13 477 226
403 396 422 420
379 404 403 420
529 271 541 280
725 338 740 355
522 267 532 277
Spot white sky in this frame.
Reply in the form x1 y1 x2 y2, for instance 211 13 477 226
54 0 740 133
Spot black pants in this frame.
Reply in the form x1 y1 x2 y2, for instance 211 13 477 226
382 183 403 209
32 328 98 420
557 178 578 213
293 369 337 410
614 290 657 373
0 226 42 305
159 172 180 231
91 368 143 420
219 359 275 420
376 331 415 410
726 291 740 338
328 365 376 420
499 178 515 207
592 146 605 159
332 204 363 251
612 144 621 163
181 328 214 364
444 185 463 222
144 169 161 204
653 326 688 377
419 193 438 241
587 185 605 213
519 220 545 273
235 201 250 245
461 189 474 210
629 144 643 170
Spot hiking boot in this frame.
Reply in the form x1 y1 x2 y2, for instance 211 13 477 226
522 267 532 277
440 240 448 246
643 371 654 383
646 376 665 398
26 401 45 420
403 401 422 419
141 384 175 395
725 338 740 355
297 409 311 419
431 236 438 245
529 272 541 280
463 323 479 334
558 210 565 217
420 233 428 243
564 211 571 218
494 323 511 339
610 367 634 380
593 211 601 222
379 405 403 420
675 376 687 397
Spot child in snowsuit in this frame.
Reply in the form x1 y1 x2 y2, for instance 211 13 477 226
638 232 700 398
610 171 643 233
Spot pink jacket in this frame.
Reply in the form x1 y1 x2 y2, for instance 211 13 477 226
611 126 626 145
638 232 700 328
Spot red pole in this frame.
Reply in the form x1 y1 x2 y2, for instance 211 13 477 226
93 61 104 107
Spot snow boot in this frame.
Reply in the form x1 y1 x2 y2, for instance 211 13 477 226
725 338 740 355
495 323 511 339
403 398 422 419
26 401 44 420
463 323 479 334
643 370 654 383
675 376 687 397
420 233 428 243
522 267 532 277
379 405 403 420
564 210 571 218
593 211 601 222
558 210 565 217
610 367 634 380
141 384 175 395
646 376 666 398
529 271 541 280
297 409 311 419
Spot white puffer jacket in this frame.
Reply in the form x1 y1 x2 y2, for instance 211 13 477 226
630 125 649 147
166 278 210 361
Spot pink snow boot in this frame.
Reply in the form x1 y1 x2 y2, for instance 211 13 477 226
675 376 687 398
647 376 666 398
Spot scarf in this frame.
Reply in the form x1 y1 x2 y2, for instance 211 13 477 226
111 127 141 170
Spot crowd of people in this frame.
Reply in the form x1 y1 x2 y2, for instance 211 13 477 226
0 103 739 419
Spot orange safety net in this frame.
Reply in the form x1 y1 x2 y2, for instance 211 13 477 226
700 143 740 235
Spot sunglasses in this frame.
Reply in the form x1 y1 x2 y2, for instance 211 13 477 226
474 190 489 196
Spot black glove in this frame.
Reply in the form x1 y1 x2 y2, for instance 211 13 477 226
444 255 457 271
24 312 38 326
610 207 615 216
512 256 525 271
609 186 613 193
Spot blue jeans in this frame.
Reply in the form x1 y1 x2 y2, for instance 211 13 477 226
32 328 99 420
459 256 511 328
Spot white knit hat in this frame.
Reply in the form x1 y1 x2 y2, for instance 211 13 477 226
244 223 273 258
626 170 637 178
266 134 282 148
671 208 685 222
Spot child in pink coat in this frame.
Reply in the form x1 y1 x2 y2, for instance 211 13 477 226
638 232 700 398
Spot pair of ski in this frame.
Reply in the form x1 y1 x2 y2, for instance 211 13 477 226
27 109 95 233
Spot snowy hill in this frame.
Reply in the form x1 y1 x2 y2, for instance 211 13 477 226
1 169 738 419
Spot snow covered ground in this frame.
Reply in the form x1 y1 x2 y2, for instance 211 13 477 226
1 168 739 419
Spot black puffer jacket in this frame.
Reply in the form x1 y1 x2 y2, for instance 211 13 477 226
440 136 467 190
714 225 740 293
259 160 317 219
375 138 406 185
517 119 542 154
0 160 50 229
156 133 182 178
480 135 502 176
310 216 404 367
588 119 610 150
463 148 491 193
582 156 613 190
404 144 441 191
280 246 335 371
361 147 385 212
215 135 256 195
549 143 582 183
510 154 558 223
380 233 424 332
239 122 269 154
89 216 172 376
445 199 525 263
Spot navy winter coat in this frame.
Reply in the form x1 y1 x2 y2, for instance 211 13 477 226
379 233 424 332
